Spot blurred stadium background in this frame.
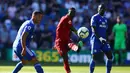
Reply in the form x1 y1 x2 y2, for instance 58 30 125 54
0 0 130 73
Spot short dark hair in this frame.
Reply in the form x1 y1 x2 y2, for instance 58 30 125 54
100 3 105 6
69 7 75 11
98 3 105 9
32 10 43 15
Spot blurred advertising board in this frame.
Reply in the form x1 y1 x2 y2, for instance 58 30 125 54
8 49 91 64
6 49 130 64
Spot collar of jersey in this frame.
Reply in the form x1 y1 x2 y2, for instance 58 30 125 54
98 13 104 18
30 19 36 26
66 15 71 20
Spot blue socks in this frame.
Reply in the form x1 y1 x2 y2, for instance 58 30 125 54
89 58 112 73
13 62 23 73
89 59 95 73
13 62 44 73
106 59 112 73
34 63 44 73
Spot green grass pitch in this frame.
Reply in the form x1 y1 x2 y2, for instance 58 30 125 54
0 66 129 73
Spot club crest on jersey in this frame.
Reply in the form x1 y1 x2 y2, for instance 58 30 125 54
28 26 31 30
105 20 107 23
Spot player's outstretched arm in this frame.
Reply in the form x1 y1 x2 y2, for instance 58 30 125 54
70 26 83 42
21 32 28 56
70 26 83 53
70 26 77 35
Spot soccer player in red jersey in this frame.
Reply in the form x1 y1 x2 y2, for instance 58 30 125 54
54 7 83 73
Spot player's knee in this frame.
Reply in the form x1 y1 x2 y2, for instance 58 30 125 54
91 57 96 61
108 55 112 60
31 58 38 64
62 54 68 60
108 54 114 61
21 60 28 65
92 54 97 61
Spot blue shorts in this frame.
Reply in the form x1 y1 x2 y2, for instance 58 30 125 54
90 36 111 54
13 46 36 61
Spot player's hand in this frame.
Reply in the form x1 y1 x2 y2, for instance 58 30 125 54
21 50 26 56
99 37 106 44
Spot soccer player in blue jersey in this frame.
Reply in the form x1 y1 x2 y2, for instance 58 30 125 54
90 4 113 73
12 11 44 73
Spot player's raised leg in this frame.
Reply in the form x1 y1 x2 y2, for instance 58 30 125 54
68 40 83 52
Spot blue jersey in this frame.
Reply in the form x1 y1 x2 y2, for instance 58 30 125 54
13 19 35 48
91 13 108 39
90 13 111 54
13 19 36 60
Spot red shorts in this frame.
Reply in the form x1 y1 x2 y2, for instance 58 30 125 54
54 39 73 56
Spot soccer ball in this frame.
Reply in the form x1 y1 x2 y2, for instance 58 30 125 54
77 27 89 39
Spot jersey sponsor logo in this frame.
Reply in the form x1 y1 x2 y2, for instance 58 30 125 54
99 22 106 28
102 22 105 24
99 24 106 28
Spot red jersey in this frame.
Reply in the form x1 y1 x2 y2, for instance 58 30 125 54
55 15 72 42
